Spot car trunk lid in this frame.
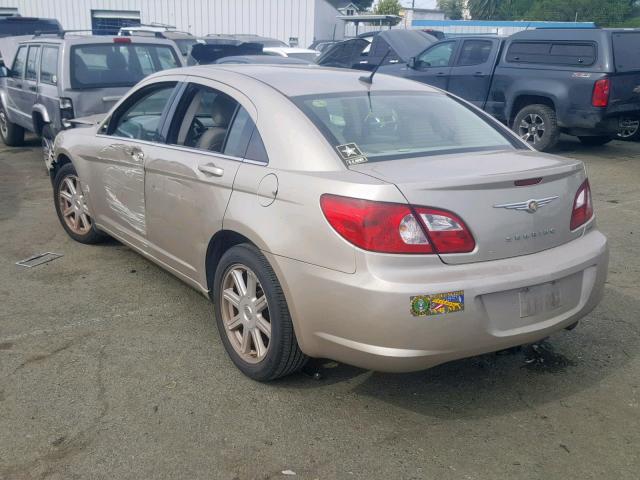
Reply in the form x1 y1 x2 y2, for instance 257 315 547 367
349 149 586 265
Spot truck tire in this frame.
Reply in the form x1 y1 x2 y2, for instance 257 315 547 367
0 105 25 147
578 136 613 146
513 104 560 152
617 117 640 141
42 124 56 168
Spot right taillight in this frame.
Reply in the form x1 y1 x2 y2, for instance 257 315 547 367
320 194 475 254
570 179 594 230
592 78 610 107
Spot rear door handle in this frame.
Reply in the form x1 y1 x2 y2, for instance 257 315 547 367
28 85 37 92
198 163 224 177
473 72 486 77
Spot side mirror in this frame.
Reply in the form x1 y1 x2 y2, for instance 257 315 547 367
408 57 416 69
0 65 9 78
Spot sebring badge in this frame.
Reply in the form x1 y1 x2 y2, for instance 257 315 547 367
493 196 558 214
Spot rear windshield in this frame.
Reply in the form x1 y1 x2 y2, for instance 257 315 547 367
70 43 179 89
611 32 640 72
506 41 596 66
0 18 61 37
293 91 520 162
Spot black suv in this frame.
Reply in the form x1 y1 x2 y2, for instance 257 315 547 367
380 28 640 150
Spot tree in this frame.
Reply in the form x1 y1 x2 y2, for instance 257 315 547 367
468 0 503 19
437 0 465 19
375 0 402 15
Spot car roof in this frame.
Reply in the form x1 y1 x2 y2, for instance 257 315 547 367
15 34 180 46
508 28 607 42
215 55 312 65
160 64 440 97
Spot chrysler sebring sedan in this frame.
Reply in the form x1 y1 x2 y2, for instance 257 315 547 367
49 65 608 380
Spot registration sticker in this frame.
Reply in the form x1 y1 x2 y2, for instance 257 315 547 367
335 143 368 166
410 291 465 317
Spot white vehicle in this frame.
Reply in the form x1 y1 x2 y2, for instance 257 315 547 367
263 46 320 62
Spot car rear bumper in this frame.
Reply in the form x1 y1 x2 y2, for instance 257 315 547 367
267 228 608 372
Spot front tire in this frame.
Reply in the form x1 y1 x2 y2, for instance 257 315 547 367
53 163 107 244
513 104 560 152
0 105 25 146
213 243 308 381
578 135 613 146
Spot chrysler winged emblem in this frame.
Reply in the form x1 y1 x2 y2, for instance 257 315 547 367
494 196 558 214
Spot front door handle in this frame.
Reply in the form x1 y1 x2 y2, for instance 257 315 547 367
436 72 446 76
28 85 37 92
128 147 144 162
198 163 224 177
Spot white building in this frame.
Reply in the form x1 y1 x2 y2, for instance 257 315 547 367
0 0 347 48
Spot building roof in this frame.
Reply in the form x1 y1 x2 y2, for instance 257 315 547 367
326 0 359 11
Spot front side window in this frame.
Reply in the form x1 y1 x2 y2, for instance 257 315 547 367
40 46 59 85
457 40 492 66
294 91 520 162
11 46 27 78
109 83 176 141
169 84 246 154
25 45 40 81
70 43 180 89
417 42 455 68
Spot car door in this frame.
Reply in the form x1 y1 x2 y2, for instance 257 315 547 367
5 45 30 129
89 80 181 250
403 40 458 90
22 44 40 118
143 78 255 285
447 39 499 107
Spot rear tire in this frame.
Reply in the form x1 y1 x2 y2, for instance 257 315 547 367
513 104 560 152
617 117 640 141
0 105 25 146
53 163 107 244
578 136 613 146
213 243 308 381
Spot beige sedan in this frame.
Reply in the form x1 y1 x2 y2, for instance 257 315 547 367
49 65 608 380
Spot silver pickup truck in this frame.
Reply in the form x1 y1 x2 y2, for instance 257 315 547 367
0 32 183 164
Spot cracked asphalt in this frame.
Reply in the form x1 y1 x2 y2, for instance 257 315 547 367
0 136 639 479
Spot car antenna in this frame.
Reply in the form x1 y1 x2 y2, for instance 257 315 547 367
359 47 392 85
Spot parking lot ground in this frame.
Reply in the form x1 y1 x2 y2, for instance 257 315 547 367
0 136 639 480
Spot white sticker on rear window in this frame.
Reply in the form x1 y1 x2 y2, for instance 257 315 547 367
335 143 367 166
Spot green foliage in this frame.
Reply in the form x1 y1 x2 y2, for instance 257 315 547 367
467 0 636 26
437 0 465 19
374 0 402 16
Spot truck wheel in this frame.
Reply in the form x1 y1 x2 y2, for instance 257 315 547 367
0 106 25 146
578 136 612 146
513 104 560 152
617 117 640 141
213 243 308 381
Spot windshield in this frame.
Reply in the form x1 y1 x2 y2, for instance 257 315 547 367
70 43 180 89
293 91 520 162
174 39 198 56
287 52 318 62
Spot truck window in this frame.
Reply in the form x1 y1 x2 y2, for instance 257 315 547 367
457 40 492 66
25 45 40 81
70 43 180 90
11 46 27 78
417 42 455 68
611 32 640 72
40 46 59 85
506 41 595 66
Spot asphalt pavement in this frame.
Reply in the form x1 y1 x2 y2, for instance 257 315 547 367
0 136 638 479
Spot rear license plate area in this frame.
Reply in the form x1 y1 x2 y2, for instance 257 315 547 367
519 281 561 318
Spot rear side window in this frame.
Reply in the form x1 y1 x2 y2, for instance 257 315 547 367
25 45 40 81
506 41 596 66
456 40 492 66
70 43 180 89
40 46 59 85
612 32 640 72
11 46 27 78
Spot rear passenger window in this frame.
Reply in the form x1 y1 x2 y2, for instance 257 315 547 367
223 107 254 158
11 46 27 78
457 40 492 66
40 46 59 85
506 41 595 66
25 46 40 81
244 130 269 163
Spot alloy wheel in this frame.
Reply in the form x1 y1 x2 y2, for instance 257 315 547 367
518 113 545 145
0 110 8 139
220 264 271 364
42 134 54 166
618 118 639 139
58 175 93 235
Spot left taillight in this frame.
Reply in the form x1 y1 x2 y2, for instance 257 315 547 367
570 179 594 230
592 78 610 108
59 97 74 128
319 194 475 255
